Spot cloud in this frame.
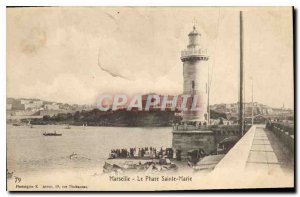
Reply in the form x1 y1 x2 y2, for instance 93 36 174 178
15 74 98 105
7 7 294 108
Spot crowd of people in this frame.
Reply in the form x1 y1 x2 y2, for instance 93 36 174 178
173 121 209 131
109 147 174 159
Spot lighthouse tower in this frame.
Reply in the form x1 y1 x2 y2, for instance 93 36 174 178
172 25 214 160
181 25 209 123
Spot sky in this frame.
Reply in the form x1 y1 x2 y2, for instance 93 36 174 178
7 7 294 108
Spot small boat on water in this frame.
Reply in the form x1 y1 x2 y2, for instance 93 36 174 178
43 131 62 136
64 125 71 129
13 123 21 126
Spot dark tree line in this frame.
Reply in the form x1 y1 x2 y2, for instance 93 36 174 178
32 108 182 127
31 108 226 127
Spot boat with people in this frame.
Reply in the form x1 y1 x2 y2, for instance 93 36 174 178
103 158 178 174
103 146 178 174
43 131 62 136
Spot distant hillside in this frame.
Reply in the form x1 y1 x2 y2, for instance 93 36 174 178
30 108 183 127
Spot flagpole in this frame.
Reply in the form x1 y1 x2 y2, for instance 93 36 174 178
207 64 210 125
251 78 254 125
239 11 244 136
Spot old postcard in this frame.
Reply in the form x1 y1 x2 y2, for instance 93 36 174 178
6 7 294 191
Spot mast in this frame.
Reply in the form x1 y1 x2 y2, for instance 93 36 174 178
239 11 244 136
207 64 210 125
251 78 254 125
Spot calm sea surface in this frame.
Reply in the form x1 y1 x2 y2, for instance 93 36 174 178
7 125 172 174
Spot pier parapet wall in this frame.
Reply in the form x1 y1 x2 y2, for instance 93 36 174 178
266 122 294 154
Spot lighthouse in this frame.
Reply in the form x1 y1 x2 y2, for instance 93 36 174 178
181 25 209 123
173 20 242 161
172 25 213 160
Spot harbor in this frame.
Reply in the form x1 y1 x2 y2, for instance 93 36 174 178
6 7 294 191
100 11 295 181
